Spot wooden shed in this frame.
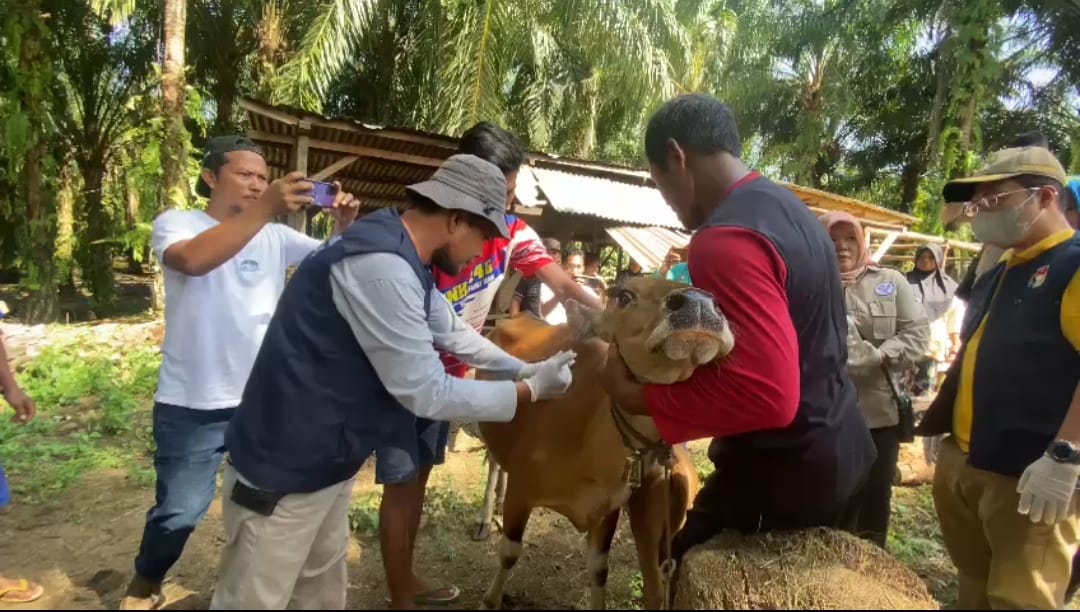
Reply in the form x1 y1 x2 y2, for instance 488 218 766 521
240 97 978 274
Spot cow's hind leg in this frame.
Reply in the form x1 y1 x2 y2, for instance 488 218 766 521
481 481 530 610
587 509 621 610
473 453 501 541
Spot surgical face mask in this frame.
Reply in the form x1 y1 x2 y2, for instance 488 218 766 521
971 192 1042 247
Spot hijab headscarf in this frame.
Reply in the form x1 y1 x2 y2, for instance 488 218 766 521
821 211 876 287
906 244 958 322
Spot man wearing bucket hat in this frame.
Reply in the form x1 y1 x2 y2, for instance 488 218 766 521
121 135 361 610
210 154 577 610
915 146 1080 609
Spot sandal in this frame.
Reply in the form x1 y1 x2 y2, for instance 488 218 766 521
385 583 461 606
0 579 45 604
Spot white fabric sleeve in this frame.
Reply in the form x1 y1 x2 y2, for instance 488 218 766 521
329 253 518 422
151 209 199 263
278 224 323 267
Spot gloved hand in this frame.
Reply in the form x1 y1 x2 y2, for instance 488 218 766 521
517 350 574 379
1017 455 1080 525
521 350 577 402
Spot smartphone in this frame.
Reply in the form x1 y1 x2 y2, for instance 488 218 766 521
309 180 340 208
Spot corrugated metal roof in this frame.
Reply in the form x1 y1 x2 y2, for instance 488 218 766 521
605 226 691 272
241 97 920 230
530 167 684 229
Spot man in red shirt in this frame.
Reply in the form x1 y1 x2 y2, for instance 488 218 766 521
377 122 603 608
601 94 876 561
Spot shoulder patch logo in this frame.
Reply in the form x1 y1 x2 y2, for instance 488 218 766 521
874 282 896 297
1029 265 1049 288
239 259 260 273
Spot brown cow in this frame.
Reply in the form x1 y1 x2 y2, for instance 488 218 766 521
474 277 734 610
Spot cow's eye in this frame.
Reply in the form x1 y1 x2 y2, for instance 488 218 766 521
616 290 634 307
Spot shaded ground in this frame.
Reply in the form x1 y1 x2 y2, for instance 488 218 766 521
0 445 655 611
0 307 960 610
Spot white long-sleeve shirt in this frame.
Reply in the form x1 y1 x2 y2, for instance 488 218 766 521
329 252 525 423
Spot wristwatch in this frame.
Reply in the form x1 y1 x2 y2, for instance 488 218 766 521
1046 440 1080 465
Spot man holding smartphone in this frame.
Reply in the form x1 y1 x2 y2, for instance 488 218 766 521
211 154 577 610
120 136 360 610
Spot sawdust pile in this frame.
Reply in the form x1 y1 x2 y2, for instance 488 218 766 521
674 528 939 610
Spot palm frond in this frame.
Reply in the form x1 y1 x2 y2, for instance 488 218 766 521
270 0 375 111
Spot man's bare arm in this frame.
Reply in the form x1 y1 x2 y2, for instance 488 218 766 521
164 172 312 276
535 262 603 310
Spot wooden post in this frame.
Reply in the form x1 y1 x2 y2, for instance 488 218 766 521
288 121 311 233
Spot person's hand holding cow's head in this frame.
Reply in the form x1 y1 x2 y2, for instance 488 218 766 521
567 277 734 385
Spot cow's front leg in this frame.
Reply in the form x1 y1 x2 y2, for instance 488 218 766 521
587 509 621 609
481 481 530 610
495 467 507 512
473 454 502 541
628 482 668 610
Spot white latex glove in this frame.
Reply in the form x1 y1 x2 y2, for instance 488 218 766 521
521 350 577 402
517 350 575 379
1017 455 1080 525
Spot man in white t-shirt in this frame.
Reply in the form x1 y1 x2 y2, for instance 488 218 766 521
120 136 360 610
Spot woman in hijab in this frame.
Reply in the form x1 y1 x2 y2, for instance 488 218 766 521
907 245 964 396
822 212 930 549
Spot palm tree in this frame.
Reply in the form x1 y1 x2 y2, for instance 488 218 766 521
278 0 693 160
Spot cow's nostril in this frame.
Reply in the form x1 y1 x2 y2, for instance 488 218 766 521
665 292 687 312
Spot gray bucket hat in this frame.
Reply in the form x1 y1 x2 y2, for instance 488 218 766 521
406 154 511 239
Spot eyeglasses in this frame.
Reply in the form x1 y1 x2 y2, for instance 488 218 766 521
962 187 1044 217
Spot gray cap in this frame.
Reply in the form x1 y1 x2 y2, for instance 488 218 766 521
406 154 510 239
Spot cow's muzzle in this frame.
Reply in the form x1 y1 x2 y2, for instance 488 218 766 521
646 288 734 364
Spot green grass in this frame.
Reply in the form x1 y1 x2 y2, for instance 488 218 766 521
889 485 958 608
348 477 480 542
0 342 161 501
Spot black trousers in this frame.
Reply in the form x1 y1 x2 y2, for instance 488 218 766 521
671 443 866 562
847 425 901 549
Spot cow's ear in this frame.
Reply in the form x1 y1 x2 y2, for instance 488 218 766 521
566 299 611 342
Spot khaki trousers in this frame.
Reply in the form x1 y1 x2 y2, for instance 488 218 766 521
210 464 354 610
933 436 1080 609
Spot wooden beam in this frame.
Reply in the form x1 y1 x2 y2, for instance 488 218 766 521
805 206 909 231
310 155 360 181
238 98 300 127
290 131 310 234
869 231 900 263
864 227 982 255
248 130 445 168
239 97 457 149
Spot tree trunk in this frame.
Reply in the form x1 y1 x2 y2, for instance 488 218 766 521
56 161 77 297
924 22 952 166
154 0 188 312
18 0 59 324
76 159 115 309
126 180 143 274
899 158 923 215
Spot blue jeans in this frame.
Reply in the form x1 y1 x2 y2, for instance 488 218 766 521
134 403 235 583
0 463 10 509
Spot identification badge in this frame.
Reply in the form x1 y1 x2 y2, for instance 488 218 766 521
1029 265 1049 288
874 282 896 297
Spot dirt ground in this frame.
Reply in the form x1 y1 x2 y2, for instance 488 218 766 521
0 443 653 611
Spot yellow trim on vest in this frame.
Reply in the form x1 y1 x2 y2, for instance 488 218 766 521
1063 269 1080 353
953 229 1079 452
